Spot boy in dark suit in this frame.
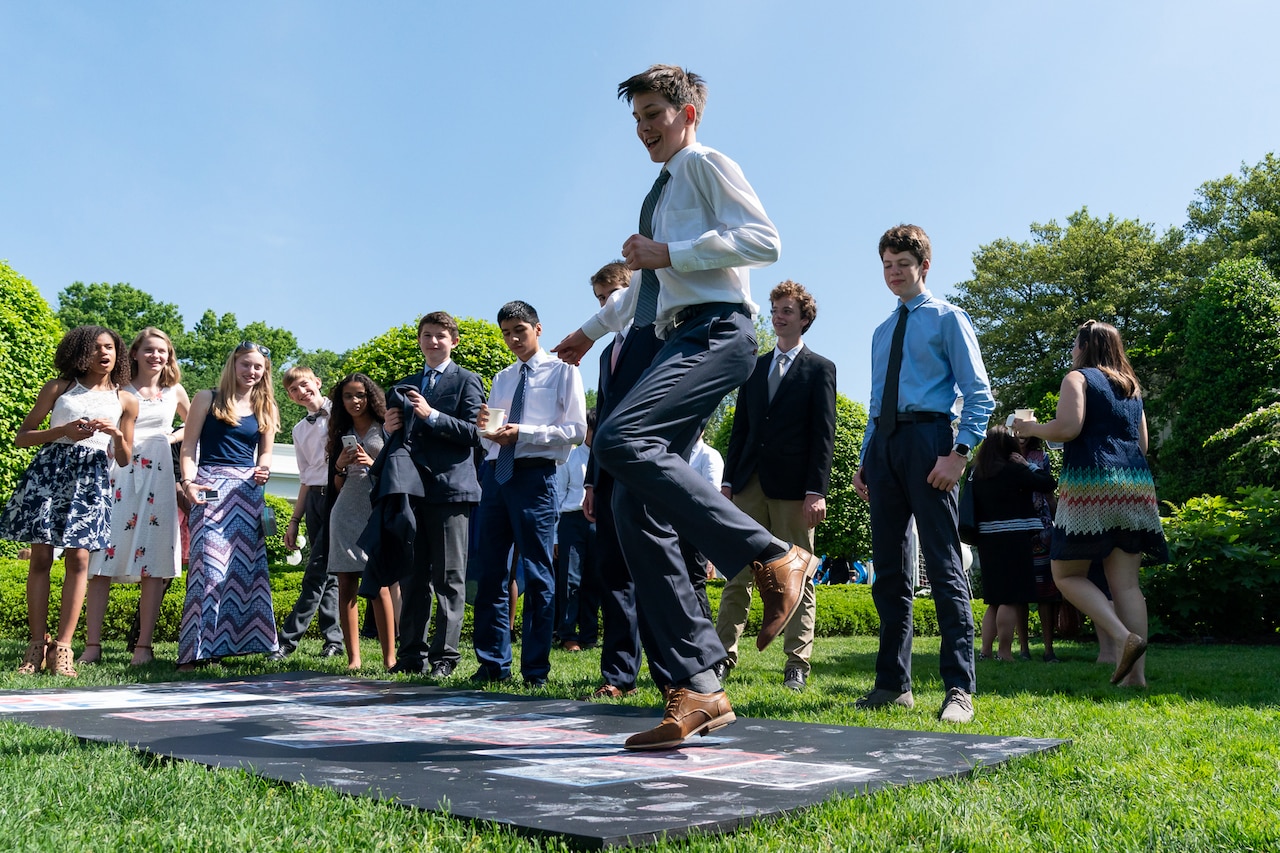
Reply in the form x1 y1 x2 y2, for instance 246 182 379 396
383 311 485 678
716 280 837 691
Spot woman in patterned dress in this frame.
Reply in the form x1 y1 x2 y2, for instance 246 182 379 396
176 342 279 670
1014 320 1168 687
0 326 137 677
81 328 191 666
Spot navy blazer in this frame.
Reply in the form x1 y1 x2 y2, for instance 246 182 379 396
723 346 837 500
383 362 485 503
586 324 666 489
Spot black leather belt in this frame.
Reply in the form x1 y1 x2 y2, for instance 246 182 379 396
491 458 556 471
873 411 950 426
671 301 747 327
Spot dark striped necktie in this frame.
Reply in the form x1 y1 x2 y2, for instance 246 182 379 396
494 363 529 485
633 170 671 328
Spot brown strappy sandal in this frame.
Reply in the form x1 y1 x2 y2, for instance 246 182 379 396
17 634 49 674
45 641 78 678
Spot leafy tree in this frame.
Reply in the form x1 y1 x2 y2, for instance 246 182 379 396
339 317 513 398
55 281 185 345
814 394 872 561
1160 257 1280 503
0 263 64 554
952 208 1187 422
1186 153 1280 277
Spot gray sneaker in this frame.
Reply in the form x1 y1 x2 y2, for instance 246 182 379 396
855 688 914 710
938 687 975 723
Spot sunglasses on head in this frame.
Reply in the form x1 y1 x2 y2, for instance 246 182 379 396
237 341 271 358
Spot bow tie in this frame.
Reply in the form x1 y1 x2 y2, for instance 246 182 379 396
305 410 328 424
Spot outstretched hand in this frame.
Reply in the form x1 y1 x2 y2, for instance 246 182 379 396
551 328 594 366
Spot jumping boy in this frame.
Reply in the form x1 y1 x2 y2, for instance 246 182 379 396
552 65 817 749
473 301 586 686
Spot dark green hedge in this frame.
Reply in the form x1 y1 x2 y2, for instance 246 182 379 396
0 559 977 643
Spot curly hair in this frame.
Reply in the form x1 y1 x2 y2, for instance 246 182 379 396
55 325 130 387
327 373 387 459
769 280 818 334
973 424 1025 480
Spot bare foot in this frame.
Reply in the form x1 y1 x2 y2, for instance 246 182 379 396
78 643 102 665
384 658 396 670
347 660 362 671
177 663 196 673
130 647 155 666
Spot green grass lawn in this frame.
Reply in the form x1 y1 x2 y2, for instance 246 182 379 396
0 635 1277 852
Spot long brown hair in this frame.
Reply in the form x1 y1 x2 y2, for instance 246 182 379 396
972 424 1025 480
1073 320 1141 399
211 342 279 434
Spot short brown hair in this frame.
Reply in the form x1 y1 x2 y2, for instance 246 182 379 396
769 280 818 334
418 311 460 339
282 365 319 388
618 64 708 127
591 261 631 291
879 224 932 269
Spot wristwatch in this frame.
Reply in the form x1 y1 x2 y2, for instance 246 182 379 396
952 443 972 459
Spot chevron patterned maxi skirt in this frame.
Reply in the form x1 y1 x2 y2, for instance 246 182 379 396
178 465 278 664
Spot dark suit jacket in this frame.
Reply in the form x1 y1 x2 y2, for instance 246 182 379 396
586 324 666 489
723 345 837 500
383 361 485 504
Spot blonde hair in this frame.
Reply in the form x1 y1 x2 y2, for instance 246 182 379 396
129 327 183 388
211 343 279 434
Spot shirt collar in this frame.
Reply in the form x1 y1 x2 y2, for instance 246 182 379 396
424 358 452 374
773 341 804 364
899 289 933 314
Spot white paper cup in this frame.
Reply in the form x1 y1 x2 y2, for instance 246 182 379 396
484 408 507 434
1014 408 1036 422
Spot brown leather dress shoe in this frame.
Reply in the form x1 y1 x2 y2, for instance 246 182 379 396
624 688 736 750
752 545 819 651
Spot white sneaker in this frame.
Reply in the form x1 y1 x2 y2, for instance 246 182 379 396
938 687 974 723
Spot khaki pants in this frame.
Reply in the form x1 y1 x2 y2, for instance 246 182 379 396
714 474 817 673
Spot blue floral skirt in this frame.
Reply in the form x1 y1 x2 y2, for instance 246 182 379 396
0 443 112 550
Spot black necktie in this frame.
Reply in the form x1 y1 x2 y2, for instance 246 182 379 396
494 363 529 485
881 305 910 436
633 170 671 328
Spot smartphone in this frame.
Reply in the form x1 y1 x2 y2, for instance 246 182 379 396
341 434 360 451
198 488 220 503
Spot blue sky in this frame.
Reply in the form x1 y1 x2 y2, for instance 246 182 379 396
3 2 1278 407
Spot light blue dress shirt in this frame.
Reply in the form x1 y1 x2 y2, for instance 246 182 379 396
861 289 994 458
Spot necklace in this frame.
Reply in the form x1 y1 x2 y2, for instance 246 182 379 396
131 383 164 403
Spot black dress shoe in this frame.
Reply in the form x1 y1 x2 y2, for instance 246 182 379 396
428 660 456 678
783 667 808 691
267 649 289 662
522 675 548 687
320 644 343 659
711 659 733 681
469 669 510 685
389 659 428 675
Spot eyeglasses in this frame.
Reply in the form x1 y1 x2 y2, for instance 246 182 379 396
237 341 271 357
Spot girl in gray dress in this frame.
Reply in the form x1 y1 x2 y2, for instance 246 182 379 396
325 374 386 669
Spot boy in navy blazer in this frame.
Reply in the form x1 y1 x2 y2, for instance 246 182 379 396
383 311 485 677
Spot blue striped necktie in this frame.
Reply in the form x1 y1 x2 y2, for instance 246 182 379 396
494 363 529 485
633 170 671 328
